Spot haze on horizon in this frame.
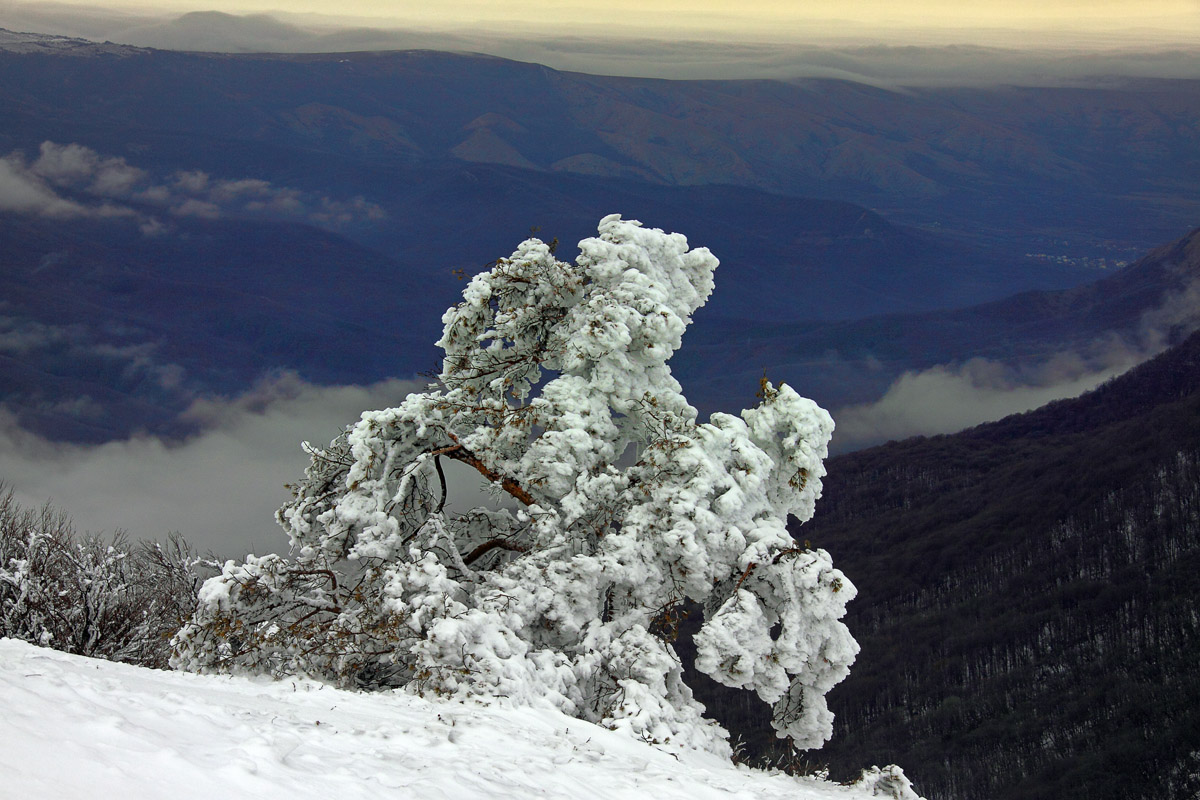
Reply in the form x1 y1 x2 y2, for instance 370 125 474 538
4 0 1200 47
3 0 1198 83
28 0 1200 41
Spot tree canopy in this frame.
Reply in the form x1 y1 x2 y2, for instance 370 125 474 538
172 215 857 754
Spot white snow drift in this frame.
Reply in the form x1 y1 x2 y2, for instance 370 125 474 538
0 639 920 800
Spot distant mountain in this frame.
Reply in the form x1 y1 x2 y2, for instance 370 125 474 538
762 328 1200 800
2 200 1195 445
0 169 1011 441
3 174 1195 449
2 35 1195 262
0 37 1102 320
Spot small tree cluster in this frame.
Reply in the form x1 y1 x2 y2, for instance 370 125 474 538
173 215 858 754
0 486 210 668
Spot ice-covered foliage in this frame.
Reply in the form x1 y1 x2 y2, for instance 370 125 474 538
0 486 209 668
172 215 858 754
852 765 925 800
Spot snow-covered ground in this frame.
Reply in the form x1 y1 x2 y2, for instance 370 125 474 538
0 639 913 799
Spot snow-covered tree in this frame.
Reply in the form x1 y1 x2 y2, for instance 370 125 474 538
172 215 858 754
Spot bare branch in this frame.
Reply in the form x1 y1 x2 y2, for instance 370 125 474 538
287 568 339 591
463 538 528 565
436 434 538 506
434 455 448 514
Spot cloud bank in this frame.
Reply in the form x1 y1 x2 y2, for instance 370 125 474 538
0 148 136 220
831 278 1200 451
0 374 430 557
0 141 385 234
831 356 1133 451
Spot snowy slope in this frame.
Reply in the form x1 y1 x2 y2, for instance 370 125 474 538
0 639 914 799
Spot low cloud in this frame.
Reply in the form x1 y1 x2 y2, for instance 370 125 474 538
0 154 110 218
169 197 221 219
831 278 1200 451
0 373 505 559
0 141 386 232
0 315 79 355
310 195 389 226
31 140 147 196
831 356 1133 451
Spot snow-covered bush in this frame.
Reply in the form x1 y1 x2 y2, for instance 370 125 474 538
851 765 924 799
172 215 858 754
0 486 209 668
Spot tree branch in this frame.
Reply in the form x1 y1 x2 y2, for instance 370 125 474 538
287 568 339 591
434 455 448 514
435 434 537 507
463 538 528 565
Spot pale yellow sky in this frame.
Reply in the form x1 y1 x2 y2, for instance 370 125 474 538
94 0 1200 37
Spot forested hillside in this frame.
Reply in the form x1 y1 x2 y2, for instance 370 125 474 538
788 330 1200 799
